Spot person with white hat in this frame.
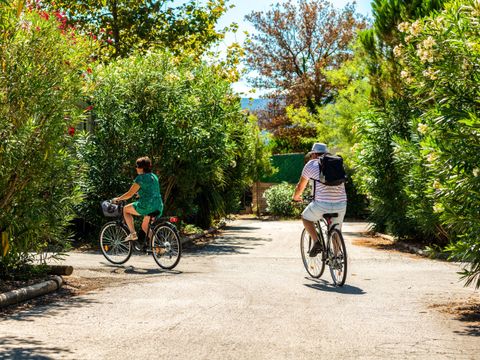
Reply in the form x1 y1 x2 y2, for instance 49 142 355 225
292 143 347 257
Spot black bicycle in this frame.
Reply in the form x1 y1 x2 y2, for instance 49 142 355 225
99 200 182 269
299 197 348 286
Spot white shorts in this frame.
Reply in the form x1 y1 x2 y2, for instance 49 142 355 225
302 201 347 229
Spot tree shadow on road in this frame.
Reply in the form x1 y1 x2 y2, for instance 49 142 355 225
123 266 182 276
0 336 72 359
184 223 272 257
431 299 480 337
221 225 261 232
304 277 366 295
0 288 99 322
185 235 272 257
454 324 480 337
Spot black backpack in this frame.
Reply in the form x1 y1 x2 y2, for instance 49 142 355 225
317 154 347 186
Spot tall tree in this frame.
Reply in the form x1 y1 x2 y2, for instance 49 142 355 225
39 0 231 59
245 0 366 112
359 0 446 103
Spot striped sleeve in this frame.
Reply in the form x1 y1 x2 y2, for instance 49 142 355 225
302 160 319 180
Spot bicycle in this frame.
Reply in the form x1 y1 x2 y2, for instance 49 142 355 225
99 200 182 269
299 196 348 286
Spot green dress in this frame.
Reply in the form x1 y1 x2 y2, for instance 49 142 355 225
132 173 164 216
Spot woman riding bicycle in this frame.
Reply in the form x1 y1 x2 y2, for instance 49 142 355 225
113 156 163 241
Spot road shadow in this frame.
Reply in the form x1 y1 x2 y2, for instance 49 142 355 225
123 266 182 276
303 277 366 295
342 231 369 238
184 223 271 257
185 235 271 257
221 225 261 232
0 291 99 322
455 324 480 337
438 300 480 337
0 336 72 359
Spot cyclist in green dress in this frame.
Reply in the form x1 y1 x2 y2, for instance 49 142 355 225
113 156 163 241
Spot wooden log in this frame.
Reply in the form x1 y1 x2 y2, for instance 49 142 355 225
46 265 73 276
0 276 63 308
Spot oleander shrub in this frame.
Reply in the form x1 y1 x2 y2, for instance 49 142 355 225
354 101 413 237
394 0 480 287
0 4 92 276
264 182 301 217
79 50 271 233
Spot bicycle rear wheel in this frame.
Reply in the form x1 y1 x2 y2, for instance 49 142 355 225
328 229 347 286
300 228 325 278
99 221 132 264
151 223 182 269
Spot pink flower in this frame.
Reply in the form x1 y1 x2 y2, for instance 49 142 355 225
39 12 49 21
85 105 93 112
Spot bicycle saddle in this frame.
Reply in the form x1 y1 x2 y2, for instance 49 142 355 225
323 213 338 219
148 210 161 217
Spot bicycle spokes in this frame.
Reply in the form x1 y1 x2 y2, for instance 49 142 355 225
151 224 182 269
328 230 347 286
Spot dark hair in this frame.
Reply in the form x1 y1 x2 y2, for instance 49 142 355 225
136 156 152 173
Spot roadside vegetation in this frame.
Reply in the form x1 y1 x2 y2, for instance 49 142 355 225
0 0 272 278
245 0 479 288
0 0 478 288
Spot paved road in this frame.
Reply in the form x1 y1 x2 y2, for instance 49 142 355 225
0 219 478 359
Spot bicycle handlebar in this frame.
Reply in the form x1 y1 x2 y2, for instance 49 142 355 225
292 195 313 204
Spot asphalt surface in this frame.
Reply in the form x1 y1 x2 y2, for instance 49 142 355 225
0 219 479 359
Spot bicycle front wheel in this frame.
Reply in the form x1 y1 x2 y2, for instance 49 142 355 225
300 228 325 278
328 229 347 286
99 222 132 264
152 224 182 269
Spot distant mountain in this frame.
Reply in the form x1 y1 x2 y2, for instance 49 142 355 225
241 98 271 111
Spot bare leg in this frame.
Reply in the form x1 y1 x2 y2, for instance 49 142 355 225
332 232 340 255
302 218 319 243
123 204 140 234
142 216 151 241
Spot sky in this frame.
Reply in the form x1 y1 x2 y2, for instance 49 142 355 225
174 0 374 96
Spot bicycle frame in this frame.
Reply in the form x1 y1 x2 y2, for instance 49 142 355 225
314 217 339 258
114 202 177 251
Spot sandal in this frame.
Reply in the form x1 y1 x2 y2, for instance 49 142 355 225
123 232 138 242
309 241 323 257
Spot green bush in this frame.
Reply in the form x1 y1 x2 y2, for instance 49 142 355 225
264 182 301 217
0 6 92 276
354 101 413 238
79 50 271 234
394 0 480 287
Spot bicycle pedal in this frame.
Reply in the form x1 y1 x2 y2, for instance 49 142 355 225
134 241 148 252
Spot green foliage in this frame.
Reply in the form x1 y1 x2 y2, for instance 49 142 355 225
288 41 371 161
360 0 447 103
355 0 480 287
264 182 301 217
285 45 370 219
181 223 203 236
354 102 413 237
40 0 232 59
394 0 480 287
0 6 92 276
79 50 271 232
